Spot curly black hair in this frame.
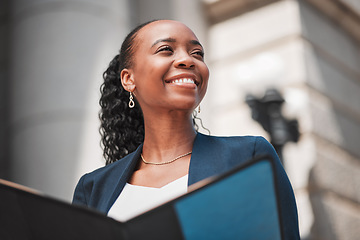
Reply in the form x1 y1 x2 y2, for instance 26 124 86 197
99 20 207 165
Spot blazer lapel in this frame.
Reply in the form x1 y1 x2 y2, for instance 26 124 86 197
188 133 227 186
104 144 143 213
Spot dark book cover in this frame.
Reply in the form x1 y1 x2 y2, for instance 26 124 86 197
0 155 282 240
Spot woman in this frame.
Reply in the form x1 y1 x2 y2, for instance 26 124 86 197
73 20 300 238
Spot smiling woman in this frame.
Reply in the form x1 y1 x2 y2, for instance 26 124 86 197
121 20 208 121
72 20 300 239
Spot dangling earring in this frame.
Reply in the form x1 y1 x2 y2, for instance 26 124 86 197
128 92 135 108
198 105 201 113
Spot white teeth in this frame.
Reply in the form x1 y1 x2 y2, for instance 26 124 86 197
171 78 195 84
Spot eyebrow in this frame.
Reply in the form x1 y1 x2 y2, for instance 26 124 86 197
190 40 203 48
151 38 203 48
151 38 176 47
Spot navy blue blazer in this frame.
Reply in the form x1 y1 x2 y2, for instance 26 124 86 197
73 133 300 239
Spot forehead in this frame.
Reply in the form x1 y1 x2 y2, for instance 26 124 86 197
135 20 199 46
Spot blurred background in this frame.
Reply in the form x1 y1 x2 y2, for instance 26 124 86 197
1 0 360 239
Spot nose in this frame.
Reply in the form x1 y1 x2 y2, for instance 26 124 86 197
174 51 195 69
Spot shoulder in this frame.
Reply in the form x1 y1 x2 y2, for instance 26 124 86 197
193 133 272 172
197 132 260 145
72 148 140 209
197 133 270 155
195 133 300 238
79 149 140 187
203 134 299 237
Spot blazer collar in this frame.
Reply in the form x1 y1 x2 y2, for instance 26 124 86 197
105 132 219 212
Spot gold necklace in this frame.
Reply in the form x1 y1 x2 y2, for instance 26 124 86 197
141 151 192 165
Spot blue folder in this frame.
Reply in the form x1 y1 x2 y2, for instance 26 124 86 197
0 155 283 240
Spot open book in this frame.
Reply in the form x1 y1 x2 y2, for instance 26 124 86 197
0 155 283 240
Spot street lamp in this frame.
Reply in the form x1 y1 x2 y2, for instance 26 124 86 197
245 89 299 166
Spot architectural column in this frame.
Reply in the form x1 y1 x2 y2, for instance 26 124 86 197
299 1 360 239
8 0 131 201
205 0 360 239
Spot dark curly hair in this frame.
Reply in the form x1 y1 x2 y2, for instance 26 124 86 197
100 20 207 165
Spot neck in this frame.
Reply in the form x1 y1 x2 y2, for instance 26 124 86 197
141 111 197 162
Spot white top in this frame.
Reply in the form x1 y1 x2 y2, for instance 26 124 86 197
107 174 188 222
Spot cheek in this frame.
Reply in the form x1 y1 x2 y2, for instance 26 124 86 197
132 62 161 90
199 64 209 100
205 67 210 82
139 58 171 79
200 64 210 85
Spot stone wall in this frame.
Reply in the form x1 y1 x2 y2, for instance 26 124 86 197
205 0 360 238
299 1 360 239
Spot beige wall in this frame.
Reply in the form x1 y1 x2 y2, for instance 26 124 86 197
300 1 360 239
205 0 360 239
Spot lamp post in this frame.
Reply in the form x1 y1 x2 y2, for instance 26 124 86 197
245 89 299 166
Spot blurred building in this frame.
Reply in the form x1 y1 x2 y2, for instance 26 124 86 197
1 0 359 239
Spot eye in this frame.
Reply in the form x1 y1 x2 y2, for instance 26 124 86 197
156 46 173 54
192 50 204 59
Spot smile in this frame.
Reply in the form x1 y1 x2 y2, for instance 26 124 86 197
169 78 195 84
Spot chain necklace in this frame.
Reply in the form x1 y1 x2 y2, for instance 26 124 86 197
141 151 192 165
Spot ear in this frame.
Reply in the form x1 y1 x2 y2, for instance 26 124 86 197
120 68 136 92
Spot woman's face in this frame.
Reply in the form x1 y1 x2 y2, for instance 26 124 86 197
125 20 209 115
